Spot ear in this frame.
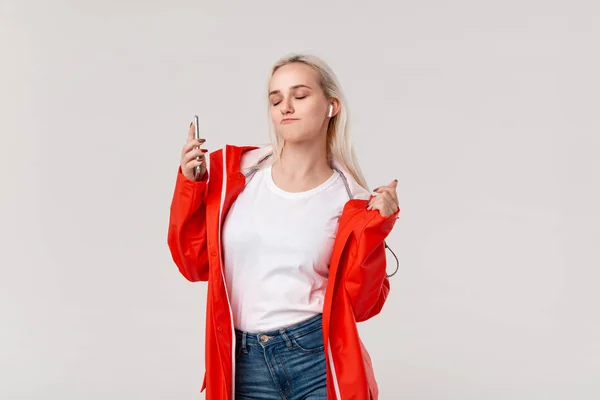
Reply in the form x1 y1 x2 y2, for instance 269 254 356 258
329 98 341 117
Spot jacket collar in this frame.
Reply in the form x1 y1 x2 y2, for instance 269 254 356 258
237 143 371 202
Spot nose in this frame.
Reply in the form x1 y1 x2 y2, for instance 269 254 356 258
280 99 294 115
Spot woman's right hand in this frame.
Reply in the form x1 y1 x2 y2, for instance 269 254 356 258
180 122 208 181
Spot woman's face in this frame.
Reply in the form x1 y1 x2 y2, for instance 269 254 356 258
268 63 332 144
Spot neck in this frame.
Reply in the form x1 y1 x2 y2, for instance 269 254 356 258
272 139 333 188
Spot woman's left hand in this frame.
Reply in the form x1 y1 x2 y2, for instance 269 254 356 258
367 180 400 217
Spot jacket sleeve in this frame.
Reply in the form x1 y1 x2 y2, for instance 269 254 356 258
167 166 210 282
344 206 400 322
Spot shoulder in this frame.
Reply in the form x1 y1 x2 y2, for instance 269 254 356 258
350 184 371 201
330 161 371 201
214 144 372 200
207 143 273 172
239 143 273 171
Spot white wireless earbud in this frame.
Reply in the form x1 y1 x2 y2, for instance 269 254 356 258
328 104 333 117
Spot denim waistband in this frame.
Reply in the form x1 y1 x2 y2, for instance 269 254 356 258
234 313 323 348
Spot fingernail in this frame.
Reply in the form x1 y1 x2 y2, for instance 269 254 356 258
190 121 193 127
394 179 398 182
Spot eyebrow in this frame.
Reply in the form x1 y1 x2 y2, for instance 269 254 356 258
269 84 312 96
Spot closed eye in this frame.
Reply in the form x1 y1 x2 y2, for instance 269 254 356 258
272 96 307 106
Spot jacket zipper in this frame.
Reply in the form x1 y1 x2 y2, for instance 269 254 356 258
218 148 237 399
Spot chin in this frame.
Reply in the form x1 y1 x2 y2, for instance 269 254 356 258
276 128 313 143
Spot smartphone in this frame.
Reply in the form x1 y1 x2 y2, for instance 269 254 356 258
193 115 202 180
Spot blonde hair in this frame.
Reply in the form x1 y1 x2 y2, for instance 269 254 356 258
259 53 369 191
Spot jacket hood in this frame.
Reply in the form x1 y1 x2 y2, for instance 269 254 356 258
237 143 371 202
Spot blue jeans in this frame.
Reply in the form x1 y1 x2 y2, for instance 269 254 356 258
234 313 327 399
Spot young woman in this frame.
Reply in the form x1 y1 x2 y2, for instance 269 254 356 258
168 53 400 400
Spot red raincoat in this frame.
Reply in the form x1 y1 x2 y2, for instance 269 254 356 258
167 144 400 399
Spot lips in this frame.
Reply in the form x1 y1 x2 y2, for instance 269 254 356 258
281 118 299 124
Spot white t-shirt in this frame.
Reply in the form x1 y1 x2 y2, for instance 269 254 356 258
221 164 350 332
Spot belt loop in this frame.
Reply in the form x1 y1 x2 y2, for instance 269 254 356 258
280 328 292 349
242 331 248 354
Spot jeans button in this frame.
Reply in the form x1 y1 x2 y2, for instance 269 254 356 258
260 335 269 343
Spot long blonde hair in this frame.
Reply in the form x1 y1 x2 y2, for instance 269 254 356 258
258 53 369 191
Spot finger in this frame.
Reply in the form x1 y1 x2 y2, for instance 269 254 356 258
382 196 399 213
375 185 396 193
373 202 389 216
386 202 399 215
375 186 399 204
388 180 399 202
183 148 208 164
384 191 398 206
187 121 195 141
185 159 204 171
374 180 395 190
182 138 206 156
386 203 396 216
375 202 391 216
370 193 386 204
375 187 395 198
382 199 395 214
377 190 394 205
374 184 397 196
368 197 397 215
377 182 397 194
369 195 382 205
184 148 208 164
367 197 381 210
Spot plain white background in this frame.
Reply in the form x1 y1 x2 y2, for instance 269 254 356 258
2 1 599 398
